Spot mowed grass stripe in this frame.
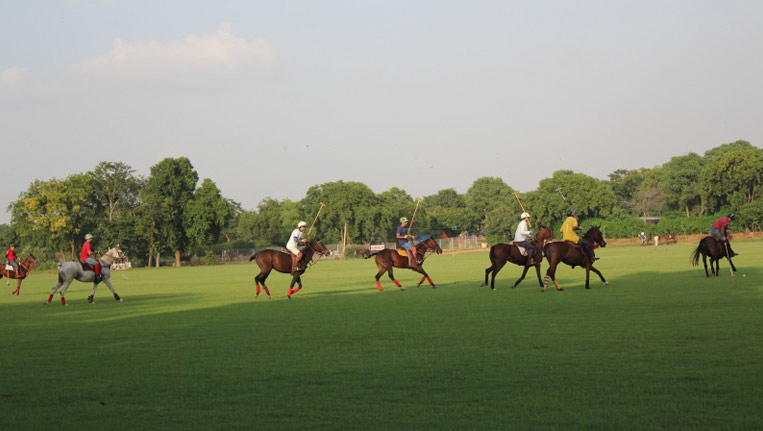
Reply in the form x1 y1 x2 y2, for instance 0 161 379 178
1 241 761 430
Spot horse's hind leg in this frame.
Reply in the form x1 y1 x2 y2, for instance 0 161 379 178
374 268 385 291
46 279 64 304
545 262 562 292
512 265 532 289
491 261 507 290
702 254 710 278
387 268 404 290
534 264 543 288
482 266 492 287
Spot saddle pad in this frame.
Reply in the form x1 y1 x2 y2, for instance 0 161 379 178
396 249 408 257
5 264 13 271
512 242 528 256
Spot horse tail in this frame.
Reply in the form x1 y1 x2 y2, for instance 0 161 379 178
249 252 259 262
690 240 703 267
364 252 379 259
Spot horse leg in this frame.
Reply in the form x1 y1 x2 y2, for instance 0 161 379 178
374 268 385 291
388 268 404 291
534 263 543 288
728 258 738 274
58 279 74 306
490 260 507 290
585 265 591 289
482 266 492 287
702 253 709 278
545 261 562 292
100 276 122 302
12 278 22 296
291 276 303 296
590 266 608 285
512 265 530 289
415 268 435 289
46 278 64 304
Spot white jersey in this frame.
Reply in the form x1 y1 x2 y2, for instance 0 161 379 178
513 220 533 242
286 228 304 255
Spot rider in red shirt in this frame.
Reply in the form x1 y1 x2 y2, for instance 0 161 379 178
710 213 736 257
5 243 18 275
80 233 101 280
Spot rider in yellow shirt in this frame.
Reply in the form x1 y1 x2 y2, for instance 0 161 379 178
561 209 596 263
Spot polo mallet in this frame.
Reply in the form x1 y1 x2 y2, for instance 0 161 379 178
307 202 327 237
408 198 422 236
722 229 735 276
556 188 570 204
512 191 531 227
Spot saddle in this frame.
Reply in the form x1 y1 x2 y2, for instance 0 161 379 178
80 261 99 272
512 242 528 256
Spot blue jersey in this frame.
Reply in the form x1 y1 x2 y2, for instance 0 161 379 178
396 225 409 247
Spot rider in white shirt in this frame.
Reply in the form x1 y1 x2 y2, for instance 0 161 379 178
513 212 536 266
286 221 309 273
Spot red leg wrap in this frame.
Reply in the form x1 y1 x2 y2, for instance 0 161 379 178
376 280 382 291
47 294 54 303
427 277 434 285
393 279 402 288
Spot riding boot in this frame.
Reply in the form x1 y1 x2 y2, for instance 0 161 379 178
412 246 422 265
525 250 535 267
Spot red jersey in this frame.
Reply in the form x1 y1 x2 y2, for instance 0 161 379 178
80 241 93 262
711 217 730 231
6 249 17 262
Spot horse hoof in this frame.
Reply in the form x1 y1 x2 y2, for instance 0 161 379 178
605 281 609 286
431 285 437 289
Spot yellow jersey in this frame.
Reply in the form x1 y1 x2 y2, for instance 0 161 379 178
561 216 579 242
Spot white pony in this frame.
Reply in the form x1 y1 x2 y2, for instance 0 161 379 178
45 246 125 306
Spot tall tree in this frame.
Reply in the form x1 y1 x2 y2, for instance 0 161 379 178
184 179 235 252
90 161 143 222
466 177 516 230
701 144 763 214
141 157 198 267
301 181 382 243
658 153 705 216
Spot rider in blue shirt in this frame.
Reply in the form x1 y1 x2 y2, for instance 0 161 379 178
396 217 421 268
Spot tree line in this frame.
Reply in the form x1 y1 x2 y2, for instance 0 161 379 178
2 140 761 267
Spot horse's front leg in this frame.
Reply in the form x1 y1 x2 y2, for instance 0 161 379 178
101 276 122 302
590 266 608 285
728 258 738 274
415 267 435 289
12 278 22 296
287 274 301 299
584 265 591 289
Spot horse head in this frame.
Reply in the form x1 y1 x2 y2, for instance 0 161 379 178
537 226 554 243
417 235 443 255
104 245 125 261
584 226 606 248
309 238 331 257
25 254 39 269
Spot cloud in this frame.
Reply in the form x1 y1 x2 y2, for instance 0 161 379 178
1 67 28 88
77 23 274 78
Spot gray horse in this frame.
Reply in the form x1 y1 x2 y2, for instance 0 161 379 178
44 246 125 306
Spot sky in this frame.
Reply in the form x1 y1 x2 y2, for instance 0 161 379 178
2 0 762 223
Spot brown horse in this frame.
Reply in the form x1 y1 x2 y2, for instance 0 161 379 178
368 235 443 290
2 254 39 296
691 235 737 277
659 233 678 245
249 238 331 299
481 226 554 290
542 226 607 291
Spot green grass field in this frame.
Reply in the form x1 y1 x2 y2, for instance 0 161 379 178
1 241 761 430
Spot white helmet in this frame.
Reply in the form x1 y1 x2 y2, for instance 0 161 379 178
297 221 308 228
520 212 530 220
